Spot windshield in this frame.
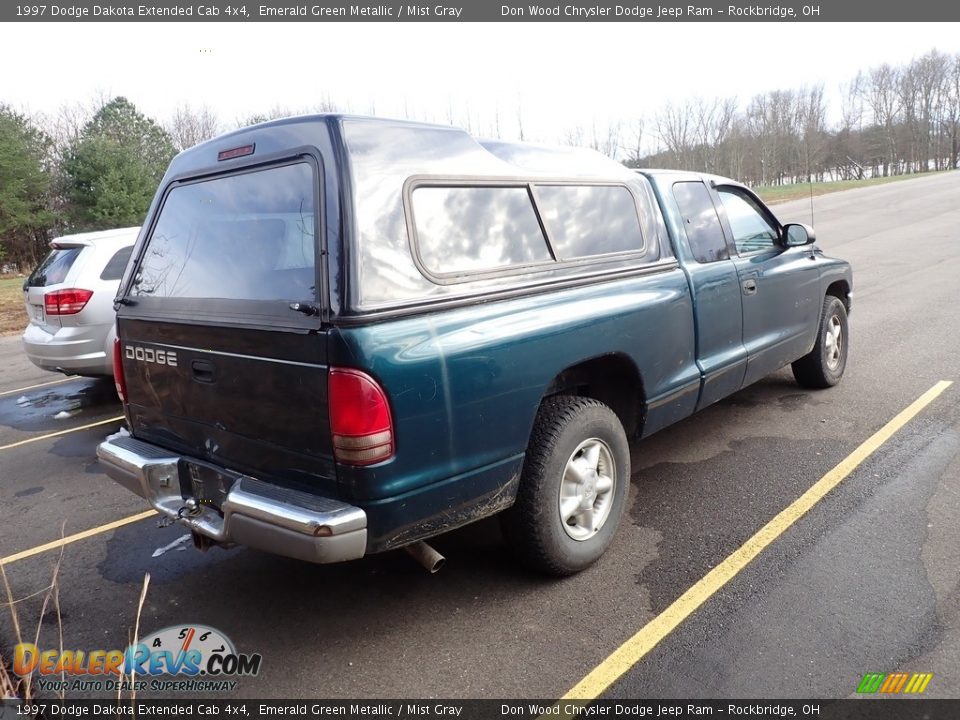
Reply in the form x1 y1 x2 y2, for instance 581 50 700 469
132 162 317 302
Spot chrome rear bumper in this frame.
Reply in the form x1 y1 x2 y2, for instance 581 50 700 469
96 433 367 564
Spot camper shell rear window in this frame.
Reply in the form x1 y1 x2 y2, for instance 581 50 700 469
132 162 317 304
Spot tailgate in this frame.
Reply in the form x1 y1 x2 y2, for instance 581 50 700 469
117 158 338 496
120 318 337 495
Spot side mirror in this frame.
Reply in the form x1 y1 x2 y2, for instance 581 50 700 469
782 223 816 247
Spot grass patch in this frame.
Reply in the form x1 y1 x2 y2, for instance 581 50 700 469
0 277 27 337
755 171 949 204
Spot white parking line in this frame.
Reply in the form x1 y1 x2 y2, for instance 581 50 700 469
0 376 77 398
1 510 157 566
0 415 124 452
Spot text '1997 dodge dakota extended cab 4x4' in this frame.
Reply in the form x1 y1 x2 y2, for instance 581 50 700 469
97 115 852 575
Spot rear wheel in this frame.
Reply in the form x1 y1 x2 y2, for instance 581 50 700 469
792 294 849 388
502 396 630 576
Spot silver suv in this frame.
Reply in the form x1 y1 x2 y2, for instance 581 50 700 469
22 227 140 377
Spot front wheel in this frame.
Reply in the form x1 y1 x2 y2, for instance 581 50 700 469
792 295 849 388
501 396 630 576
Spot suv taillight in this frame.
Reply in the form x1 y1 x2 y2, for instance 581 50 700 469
44 288 93 315
113 338 127 403
328 368 394 466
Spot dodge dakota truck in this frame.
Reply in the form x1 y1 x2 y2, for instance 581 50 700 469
97 115 852 575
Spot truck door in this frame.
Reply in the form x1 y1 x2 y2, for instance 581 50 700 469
671 181 747 410
713 185 821 387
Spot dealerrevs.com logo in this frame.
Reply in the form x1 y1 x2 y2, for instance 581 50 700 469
14 625 262 694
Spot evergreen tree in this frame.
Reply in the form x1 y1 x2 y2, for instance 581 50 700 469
0 106 56 268
64 97 175 230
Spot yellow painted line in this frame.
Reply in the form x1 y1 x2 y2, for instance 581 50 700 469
563 380 953 701
0 376 77 397
0 510 157 567
0 415 124 452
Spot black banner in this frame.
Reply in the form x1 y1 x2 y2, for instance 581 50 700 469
2 700 960 720
3 0 960 22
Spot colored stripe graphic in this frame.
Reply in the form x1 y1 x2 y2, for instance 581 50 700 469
890 673 909 693
857 673 885 693
905 673 934 694
879 674 898 693
858 672 933 694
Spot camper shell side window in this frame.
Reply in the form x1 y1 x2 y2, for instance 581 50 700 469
404 178 650 285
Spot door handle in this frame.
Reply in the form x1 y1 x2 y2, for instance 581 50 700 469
742 279 758 296
191 359 216 383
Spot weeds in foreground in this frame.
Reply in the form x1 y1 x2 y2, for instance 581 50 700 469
1 525 151 702
121 573 151 703
0 649 16 699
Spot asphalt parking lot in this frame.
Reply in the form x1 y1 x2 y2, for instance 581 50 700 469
1 171 959 700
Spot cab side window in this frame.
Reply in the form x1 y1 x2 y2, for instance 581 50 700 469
717 187 779 254
672 181 729 263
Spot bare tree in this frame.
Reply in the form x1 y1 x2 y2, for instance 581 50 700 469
944 54 960 169
561 120 622 159
591 120 621 159
234 105 296 128
621 118 646 167
516 97 526 141
562 125 586 148
797 85 827 181
834 74 866 179
911 50 950 171
312 93 344 113
655 101 696 170
167 104 221 151
693 97 737 174
863 64 902 175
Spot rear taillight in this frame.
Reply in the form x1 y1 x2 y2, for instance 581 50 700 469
44 288 93 315
113 338 127 403
328 368 394 466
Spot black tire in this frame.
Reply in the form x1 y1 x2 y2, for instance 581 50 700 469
501 396 630 576
792 294 849 389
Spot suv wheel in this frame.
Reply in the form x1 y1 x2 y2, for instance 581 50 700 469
502 396 630 575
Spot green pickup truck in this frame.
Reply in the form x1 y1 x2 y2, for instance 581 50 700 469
97 115 852 575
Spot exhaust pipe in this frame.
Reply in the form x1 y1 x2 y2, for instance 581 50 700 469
404 541 445 573
191 531 214 552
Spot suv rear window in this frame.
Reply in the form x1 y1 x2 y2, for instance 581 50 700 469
132 163 316 301
25 247 83 288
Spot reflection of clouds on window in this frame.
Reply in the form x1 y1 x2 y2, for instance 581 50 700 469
718 189 778 254
133 163 316 301
412 186 550 275
536 185 643 259
342 120 665 307
672 182 729 264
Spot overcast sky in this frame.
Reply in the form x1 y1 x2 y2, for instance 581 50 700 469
4 22 960 147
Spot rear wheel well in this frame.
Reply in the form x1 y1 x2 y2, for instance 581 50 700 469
542 354 645 438
826 279 851 311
